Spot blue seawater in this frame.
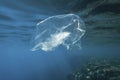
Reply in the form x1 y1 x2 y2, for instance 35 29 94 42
0 0 120 80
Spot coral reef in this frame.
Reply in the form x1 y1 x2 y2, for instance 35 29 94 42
67 59 120 80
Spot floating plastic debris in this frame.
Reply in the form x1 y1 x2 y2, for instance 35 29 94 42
31 14 85 51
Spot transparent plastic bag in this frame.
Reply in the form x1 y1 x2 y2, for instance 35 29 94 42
31 14 85 51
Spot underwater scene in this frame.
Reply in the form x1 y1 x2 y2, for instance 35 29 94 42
0 0 120 80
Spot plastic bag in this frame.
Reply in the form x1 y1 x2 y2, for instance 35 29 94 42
31 14 85 51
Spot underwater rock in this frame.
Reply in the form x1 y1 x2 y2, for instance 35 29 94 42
67 59 120 80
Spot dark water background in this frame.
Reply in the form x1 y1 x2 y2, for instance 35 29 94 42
0 0 120 80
